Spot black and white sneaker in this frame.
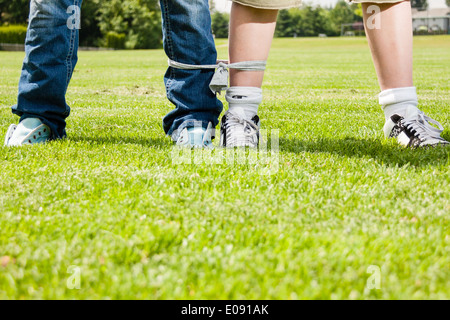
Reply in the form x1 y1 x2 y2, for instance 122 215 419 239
384 112 449 148
220 110 260 148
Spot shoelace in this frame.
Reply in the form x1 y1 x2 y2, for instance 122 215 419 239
402 113 446 143
225 113 259 147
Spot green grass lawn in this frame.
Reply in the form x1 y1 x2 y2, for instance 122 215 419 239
0 36 449 300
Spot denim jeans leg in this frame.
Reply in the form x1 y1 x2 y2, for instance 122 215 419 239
160 0 223 141
12 0 82 139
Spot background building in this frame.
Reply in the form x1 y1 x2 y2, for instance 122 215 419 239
412 7 450 34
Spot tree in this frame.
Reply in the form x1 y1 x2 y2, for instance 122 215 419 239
275 10 294 37
209 0 216 13
299 7 317 37
302 6 330 36
329 0 361 35
0 0 102 46
276 7 336 38
447 0 450 7
0 0 29 25
275 2 364 38
0 0 162 48
96 0 161 49
352 3 363 19
411 0 428 9
211 11 229 38
80 0 102 47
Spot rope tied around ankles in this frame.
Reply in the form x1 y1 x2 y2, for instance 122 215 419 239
168 59 267 94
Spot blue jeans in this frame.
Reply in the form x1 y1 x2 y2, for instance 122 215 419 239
13 0 222 140
160 0 223 140
12 0 82 139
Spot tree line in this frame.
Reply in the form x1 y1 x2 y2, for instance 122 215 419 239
213 0 433 38
214 1 364 38
0 0 432 48
0 0 162 48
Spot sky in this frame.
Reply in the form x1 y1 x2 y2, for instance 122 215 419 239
214 0 448 12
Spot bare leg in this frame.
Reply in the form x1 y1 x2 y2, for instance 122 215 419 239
229 2 278 87
221 3 278 147
363 1 413 91
363 1 448 146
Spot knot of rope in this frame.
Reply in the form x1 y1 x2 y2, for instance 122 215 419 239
168 59 267 94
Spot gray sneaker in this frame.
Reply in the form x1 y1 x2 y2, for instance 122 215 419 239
220 109 260 148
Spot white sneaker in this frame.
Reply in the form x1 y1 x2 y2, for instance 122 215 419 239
220 109 260 148
384 111 449 148
4 118 51 147
175 122 214 149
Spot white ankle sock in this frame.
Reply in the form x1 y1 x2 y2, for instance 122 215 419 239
379 87 420 121
226 87 262 119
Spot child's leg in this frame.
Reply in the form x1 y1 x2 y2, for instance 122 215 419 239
362 1 413 91
221 2 279 148
229 2 278 88
363 1 417 121
362 0 448 147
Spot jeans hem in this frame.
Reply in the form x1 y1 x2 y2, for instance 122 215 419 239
17 113 65 140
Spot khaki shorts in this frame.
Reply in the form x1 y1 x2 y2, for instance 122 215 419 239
231 0 302 9
231 0 406 9
348 0 406 3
